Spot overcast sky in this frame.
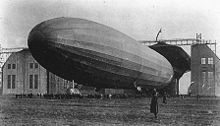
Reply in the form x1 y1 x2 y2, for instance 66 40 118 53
1 0 220 94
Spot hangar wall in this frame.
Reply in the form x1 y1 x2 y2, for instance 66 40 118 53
2 49 47 94
190 44 220 96
1 49 70 95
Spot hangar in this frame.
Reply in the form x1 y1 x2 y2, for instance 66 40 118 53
189 44 220 96
141 34 219 97
1 49 71 95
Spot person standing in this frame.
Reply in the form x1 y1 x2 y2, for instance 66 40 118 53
150 88 158 118
162 91 167 104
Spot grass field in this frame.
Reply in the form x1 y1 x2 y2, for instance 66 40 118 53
0 96 219 125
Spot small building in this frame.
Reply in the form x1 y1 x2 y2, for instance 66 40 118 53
190 44 220 96
1 49 71 95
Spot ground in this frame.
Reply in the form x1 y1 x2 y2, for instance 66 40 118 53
0 96 220 126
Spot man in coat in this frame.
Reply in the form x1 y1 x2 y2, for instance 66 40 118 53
150 88 158 118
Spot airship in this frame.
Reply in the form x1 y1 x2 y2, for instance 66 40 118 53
28 17 190 90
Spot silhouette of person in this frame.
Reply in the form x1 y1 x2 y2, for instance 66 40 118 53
150 88 158 118
162 91 167 104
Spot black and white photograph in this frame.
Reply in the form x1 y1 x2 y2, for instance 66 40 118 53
0 0 220 125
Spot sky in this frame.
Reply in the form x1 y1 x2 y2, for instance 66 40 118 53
1 0 220 94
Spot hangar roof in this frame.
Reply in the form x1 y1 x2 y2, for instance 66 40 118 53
149 42 191 79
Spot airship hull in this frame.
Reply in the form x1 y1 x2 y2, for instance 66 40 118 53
28 17 173 89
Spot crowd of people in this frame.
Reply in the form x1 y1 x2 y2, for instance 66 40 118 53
14 93 148 99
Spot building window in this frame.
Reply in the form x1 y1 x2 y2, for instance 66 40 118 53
208 72 213 79
30 63 33 69
218 73 220 87
29 75 33 89
12 75 16 89
8 64 11 69
34 74 38 89
201 72 206 88
12 64 16 69
35 63 38 69
7 75 11 89
208 57 213 64
207 72 214 89
201 58 206 64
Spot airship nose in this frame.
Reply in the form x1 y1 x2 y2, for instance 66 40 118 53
27 28 54 68
28 30 47 51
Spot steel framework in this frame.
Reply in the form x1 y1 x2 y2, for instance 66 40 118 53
140 38 216 54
